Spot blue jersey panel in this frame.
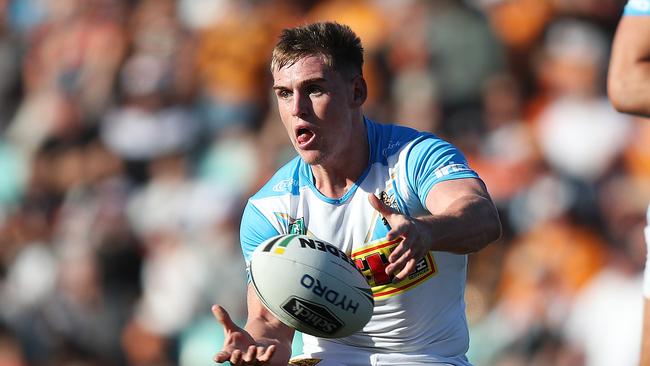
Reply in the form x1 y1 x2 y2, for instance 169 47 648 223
240 202 280 262
251 157 304 200
405 136 480 207
366 119 421 165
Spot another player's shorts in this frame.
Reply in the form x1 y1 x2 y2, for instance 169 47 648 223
290 338 472 366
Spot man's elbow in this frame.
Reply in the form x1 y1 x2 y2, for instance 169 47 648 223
466 202 502 254
483 207 502 248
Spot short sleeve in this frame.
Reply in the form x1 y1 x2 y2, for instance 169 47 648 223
240 202 280 264
405 136 480 208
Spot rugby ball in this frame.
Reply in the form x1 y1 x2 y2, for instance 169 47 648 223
250 234 374 338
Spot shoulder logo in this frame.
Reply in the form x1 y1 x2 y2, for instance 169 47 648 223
432 162 472 179
273 178 298 192
381 140 402 158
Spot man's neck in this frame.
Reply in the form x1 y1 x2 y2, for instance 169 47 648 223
311 119 369 199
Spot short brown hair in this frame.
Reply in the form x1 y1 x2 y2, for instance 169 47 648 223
271 22 364 77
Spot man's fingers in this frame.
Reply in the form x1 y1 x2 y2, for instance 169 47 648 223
212 305 237 333
230 349 243 365
214 351 230 363
388 240 407 263
218 345 274 364
392 258 417 282
257 344 276 363
242 345 257 363
386 246 411 275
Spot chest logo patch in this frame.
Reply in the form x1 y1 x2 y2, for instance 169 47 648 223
274 213 309 235
351 237 437 300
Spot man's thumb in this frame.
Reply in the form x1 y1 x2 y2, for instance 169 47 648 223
212 305 237 332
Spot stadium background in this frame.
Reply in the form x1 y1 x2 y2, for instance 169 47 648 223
0 0 647 365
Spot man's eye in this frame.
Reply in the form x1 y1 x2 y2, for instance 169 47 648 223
307 86 324 95
277 90 292 99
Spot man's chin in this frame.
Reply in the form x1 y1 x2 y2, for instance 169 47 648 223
298 150 323 165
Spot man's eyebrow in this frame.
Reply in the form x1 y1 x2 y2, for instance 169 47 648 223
273 77 327 90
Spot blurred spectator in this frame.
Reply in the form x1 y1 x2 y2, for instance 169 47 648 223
471 73 539 212
194 0 292 135
563 176 648 366
380 0 440 131
0 0 22 131
532 19 632 226
8 0 126 153
426 0 505 109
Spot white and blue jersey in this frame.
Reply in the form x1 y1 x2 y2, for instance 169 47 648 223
240 118 480 362
624 0 650 15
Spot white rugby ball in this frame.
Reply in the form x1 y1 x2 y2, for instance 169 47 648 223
250 234 374 338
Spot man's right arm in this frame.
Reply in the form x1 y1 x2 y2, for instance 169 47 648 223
213 284 294 365
243 284 295 363
215 200 294 365
608 10 650 116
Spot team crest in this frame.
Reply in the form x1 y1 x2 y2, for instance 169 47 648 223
274 213 308 235
289 217 306 235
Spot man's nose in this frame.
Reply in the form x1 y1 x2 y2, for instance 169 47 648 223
291 92 308 117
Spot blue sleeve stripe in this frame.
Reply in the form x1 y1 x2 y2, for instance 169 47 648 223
624 0 650 15
405 136 480 208
240 202 280 263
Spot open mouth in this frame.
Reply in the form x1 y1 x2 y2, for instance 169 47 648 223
296 127 315 147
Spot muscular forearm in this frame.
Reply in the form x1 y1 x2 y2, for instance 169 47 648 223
244 286 294 365
418 194 501 254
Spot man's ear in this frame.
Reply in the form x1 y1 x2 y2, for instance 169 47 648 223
351 75 368 107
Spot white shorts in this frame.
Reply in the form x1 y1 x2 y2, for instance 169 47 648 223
290 339 471 366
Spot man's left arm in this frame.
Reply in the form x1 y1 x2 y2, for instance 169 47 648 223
421 177 501 253
368 177 501 281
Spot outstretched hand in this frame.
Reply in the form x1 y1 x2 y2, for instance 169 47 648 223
368 193 432 282
212 305 276 365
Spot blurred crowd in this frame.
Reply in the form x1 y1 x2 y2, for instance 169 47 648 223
0 0 647 365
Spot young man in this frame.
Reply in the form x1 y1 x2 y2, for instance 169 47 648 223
608 1 650 365
212 22 501 366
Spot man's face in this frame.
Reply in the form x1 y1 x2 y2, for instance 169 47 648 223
272 55 357 166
